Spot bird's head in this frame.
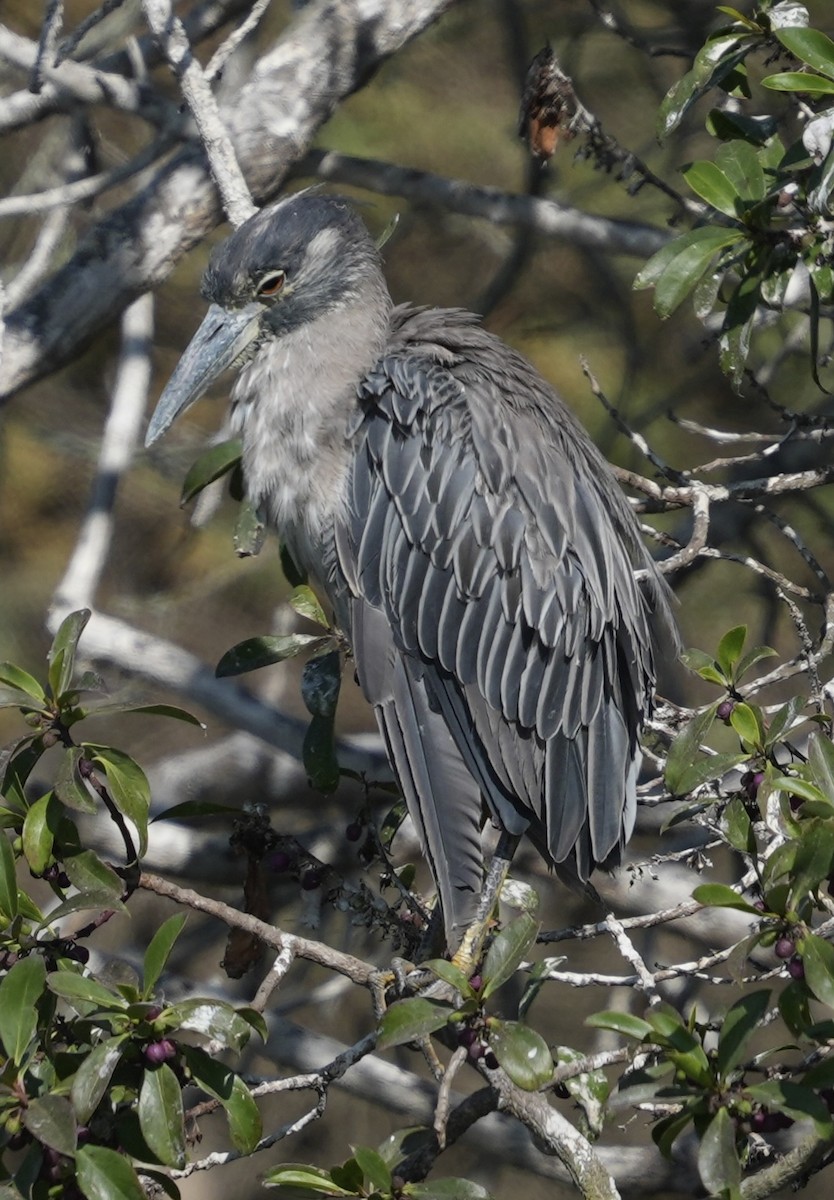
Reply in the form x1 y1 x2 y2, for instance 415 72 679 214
145 192 385 447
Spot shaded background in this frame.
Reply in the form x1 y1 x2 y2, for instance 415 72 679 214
2 1 834 1196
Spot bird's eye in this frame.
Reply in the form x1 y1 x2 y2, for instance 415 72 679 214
257 270 286 297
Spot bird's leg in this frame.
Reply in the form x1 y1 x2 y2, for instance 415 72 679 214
451 832 520 976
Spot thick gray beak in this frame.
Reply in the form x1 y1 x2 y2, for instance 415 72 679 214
145 301 263 447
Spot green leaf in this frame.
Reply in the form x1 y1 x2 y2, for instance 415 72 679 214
481 911 539 1000
406 1182 495 1200
488 1019 553 1090
664 707 716 795
351 1146 392 1193
715 991 770 1078
716 625 747 676
216 634 327 677
85 702 203 727
692 883 761 913
635 229 743 319
585 1011 653 1040
22 791 59 876
234 499 267 557
776 27 834 80
698 1107 741 1198
0 830 18 922
0 955 45 1064
54 747 97 814
139 1062 186 1169
22 1094 77 1157
722 796 754 854
263 1165 354 1195
734 644 777 682
301 651 342 718
715 139 766 206
653 1107 699 1158
682 160 740 216
161 998 252 1052
62 849 124 900
729 702 762 748
289 586 329 628
36 889 125 926
657 33 750 138
303 712 340 794
143 913 187 997
180 1045 262 1153
762 71 834 94
180 438 242 505
799 933 834 1009
746 1080 832 1139
668 751 749 798
47 968 128 1013
71 1035 128 1122
85 745 150 856
377 997 455 1050
790 821 834 904
421 959 475 997
0 662 47 706
76 1145 147 1200
809 734 834 804
48 609 91 700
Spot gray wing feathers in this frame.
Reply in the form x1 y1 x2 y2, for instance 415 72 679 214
335 307 667 933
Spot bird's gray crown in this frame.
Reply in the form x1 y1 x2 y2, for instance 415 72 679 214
201 192 384 334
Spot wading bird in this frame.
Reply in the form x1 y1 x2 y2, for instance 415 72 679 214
146 191 674 957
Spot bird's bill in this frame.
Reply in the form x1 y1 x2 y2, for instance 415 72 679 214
144 302 263 447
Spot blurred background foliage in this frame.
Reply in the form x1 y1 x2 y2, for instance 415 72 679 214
2 1 834 1197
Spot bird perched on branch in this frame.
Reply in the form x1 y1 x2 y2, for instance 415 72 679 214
146 191 674 957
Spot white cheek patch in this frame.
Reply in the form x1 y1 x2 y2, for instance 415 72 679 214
304 228 340 279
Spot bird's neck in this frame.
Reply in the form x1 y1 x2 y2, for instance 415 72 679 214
232 278 392 566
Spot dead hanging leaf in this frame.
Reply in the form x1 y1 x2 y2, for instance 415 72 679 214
519 45 578 162
221 857 270 979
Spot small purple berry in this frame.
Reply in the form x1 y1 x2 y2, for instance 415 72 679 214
468 974 482 992
144 1038 177 1065
483 1051 499 1070
717 700 734 722
467 1041 485 1062
788 956 805 981
774 937 795 960
345 822 363 842
753 899 766 912
457 1027 478 1048
268 851 293 873
746 771 765 800
301 868 322 891
145 1005 163 1022
78 758 94 779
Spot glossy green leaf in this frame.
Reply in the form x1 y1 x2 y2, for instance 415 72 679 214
303 712 340 794
692 883 761 913
180 1045 262 1153
407 1182 495 1200
809 733 834 803
734 644 778 682
698 1107 740 1198
289 585 329 627
775 27 834 79
481 911 539 999
585 1011 653 1040
377 997 455 1050
85 745 150 856
22 1094 77 1157
143 913 187 997
54 747 98 814
790 821 834 904
0 955 46 1064
0 662 46 706
422 959 475 997
162 998 252 1052
301 650 342 718
667 751 749 798
722 796 754 854
657 33 750 138
715 991 770 1078
351 1146 392 1193
715 139 766 206
216 634 327 677
716 625 746 675
263 1165 353 1195
729 702 762 748
682 160 740 216
0 832 19 923
62 849 124 900
71 1035 128 1122
85 702 203 727
21 791 58 875
139 1061 186 1168
48 609 91 700
799 933 834 1009
180 438 242 505
488 1020 553 1090
762 71 834 94
47 968 127 1012
664 707 716 795
76 1145 147 1200
36 888 125 927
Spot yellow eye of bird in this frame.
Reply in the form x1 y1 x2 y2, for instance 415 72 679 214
257 270 286 297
